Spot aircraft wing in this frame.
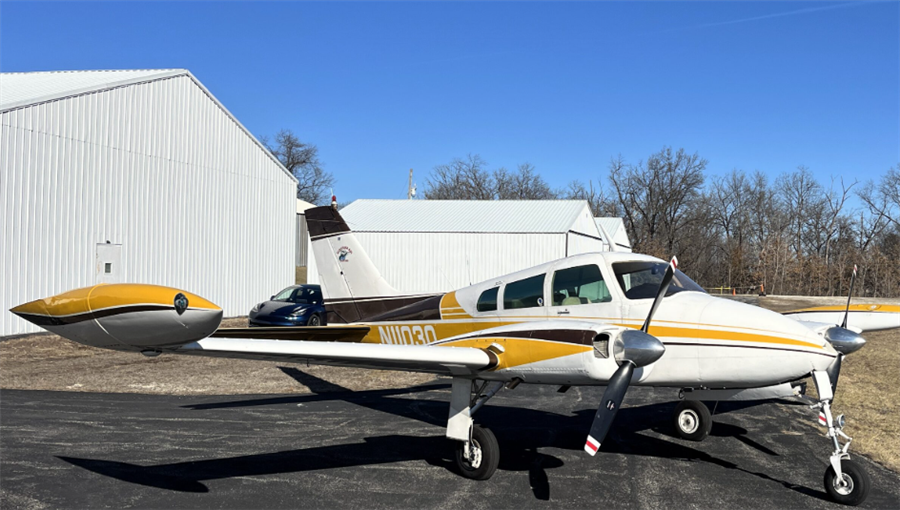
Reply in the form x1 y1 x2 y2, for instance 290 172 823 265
174 337 496 376
783 304 900 332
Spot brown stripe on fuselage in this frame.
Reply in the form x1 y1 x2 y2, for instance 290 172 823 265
324 294 444 324
435 328 599 346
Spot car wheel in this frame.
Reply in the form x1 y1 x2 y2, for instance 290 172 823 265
307 314 322 327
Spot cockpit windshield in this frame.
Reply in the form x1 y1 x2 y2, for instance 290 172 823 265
612 261 706 300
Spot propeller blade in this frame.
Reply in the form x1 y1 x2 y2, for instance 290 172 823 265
826 353 842 395
841 264 857 329
584 362 634 456
641 256 678 333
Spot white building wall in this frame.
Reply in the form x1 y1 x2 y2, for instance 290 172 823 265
1 75 296 335
352 232 567 294
566 232 606 257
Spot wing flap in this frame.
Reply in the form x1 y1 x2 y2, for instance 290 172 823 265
175 338 495 376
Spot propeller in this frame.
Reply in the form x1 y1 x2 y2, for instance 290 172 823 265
840 264 857 329
823 264 861 395
584 256 675 456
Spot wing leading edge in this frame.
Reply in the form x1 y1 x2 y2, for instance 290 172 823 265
176 337 496 376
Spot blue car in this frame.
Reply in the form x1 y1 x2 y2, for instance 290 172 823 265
249 284 327 327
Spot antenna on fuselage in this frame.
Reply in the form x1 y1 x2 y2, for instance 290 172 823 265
596 219 620 253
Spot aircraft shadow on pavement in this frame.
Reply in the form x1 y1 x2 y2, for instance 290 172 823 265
57 369 828 502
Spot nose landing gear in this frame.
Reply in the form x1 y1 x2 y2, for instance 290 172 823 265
811 370 870 506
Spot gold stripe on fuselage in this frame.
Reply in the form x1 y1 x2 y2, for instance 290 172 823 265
440 292 473 319
439 337 592 370
357 317 823 352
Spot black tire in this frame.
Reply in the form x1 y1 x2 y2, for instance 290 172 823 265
824 459 870 506
307 314 322 327
673 400 712 441
454 425 500 480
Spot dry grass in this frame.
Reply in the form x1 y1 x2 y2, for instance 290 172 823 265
296 266 308 284
1 297 897 471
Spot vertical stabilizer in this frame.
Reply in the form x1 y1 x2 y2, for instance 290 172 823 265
305 205 400 301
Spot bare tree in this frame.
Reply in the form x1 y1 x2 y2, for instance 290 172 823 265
423 154 495 200
564 180 618 216
495 163 557 199
424 156 558 200
608 147 706 256
263 129 335 204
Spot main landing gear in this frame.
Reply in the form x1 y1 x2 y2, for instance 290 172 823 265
448 378 509 480
672 399 712 441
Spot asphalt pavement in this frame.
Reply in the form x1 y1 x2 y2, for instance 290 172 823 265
2 370 899 509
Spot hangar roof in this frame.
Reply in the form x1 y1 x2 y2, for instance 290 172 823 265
0 69 295 182
0 69 187 112
340 199 594 234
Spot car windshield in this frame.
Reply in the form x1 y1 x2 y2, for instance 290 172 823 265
612 261 706 300
272 287 322 305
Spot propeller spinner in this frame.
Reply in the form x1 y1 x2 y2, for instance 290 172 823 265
584 256 676 456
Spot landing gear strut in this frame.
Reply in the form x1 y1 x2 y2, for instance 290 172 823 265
811 370 870 506
448 379 506 480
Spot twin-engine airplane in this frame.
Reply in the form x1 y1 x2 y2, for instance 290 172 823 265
11 204 899 506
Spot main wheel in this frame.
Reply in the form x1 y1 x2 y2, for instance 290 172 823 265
454 425 499 480
673 400 712 441
307 314 322 327
824 459 870 506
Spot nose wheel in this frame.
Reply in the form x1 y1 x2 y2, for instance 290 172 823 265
673 400 712 441
824 459 870 506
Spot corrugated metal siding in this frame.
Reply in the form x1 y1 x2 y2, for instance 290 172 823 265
566 232 606 257
352 232 566 293
1 75 296 336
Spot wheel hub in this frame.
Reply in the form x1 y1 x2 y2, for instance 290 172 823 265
464 440 483 469
833 473 854 495
679 409 700 434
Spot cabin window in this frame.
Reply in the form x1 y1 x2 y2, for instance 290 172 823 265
476 287 499 312
503 274 546 309
552 264 612 305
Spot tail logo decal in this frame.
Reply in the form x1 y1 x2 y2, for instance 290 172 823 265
337 246 353 262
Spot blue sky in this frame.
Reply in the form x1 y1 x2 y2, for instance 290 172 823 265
2 1 897 202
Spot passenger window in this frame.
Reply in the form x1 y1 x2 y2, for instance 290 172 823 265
477 287 499 312
552 265 611 306
503 274 546 309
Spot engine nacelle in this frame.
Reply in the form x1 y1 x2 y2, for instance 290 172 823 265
10 284 223 351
